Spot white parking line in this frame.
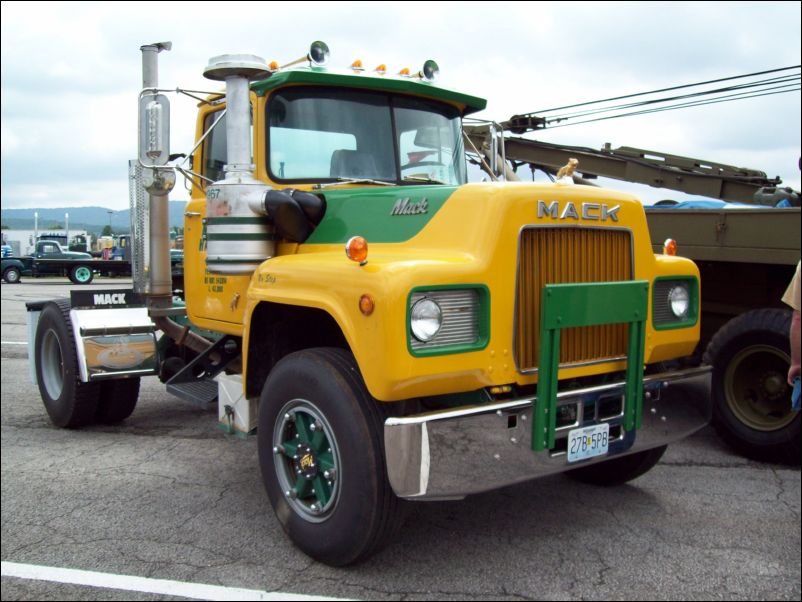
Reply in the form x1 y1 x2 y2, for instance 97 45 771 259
1 562 354 601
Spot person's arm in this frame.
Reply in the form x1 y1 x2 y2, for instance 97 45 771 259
790 309 801 385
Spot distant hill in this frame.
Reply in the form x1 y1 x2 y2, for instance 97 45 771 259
1 201 188 234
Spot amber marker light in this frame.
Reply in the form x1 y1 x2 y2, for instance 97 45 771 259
663 238 678 256
268 60 280 71
398 67 411 77
359 294 375 316
374 64 387 75
350 59 364 71
346 236 369 266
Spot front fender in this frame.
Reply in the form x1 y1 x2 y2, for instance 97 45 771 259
245 250 493 401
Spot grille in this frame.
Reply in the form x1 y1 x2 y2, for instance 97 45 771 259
515 227 633 372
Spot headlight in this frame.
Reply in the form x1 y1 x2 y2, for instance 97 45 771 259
652 278 697 329
668 285 690 318
410 298 442 342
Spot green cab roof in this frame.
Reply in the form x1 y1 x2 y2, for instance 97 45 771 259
251 67 487 116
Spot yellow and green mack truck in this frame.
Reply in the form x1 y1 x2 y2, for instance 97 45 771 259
26 41 709 566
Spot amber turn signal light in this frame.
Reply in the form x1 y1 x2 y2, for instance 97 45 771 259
359 294 375 316
663 238 678 256
346 236 368 265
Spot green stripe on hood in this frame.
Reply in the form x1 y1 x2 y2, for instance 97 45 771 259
305 185 457 244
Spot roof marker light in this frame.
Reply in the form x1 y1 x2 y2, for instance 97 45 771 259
398 67 411 77
374 64 387 75
350 59 364 71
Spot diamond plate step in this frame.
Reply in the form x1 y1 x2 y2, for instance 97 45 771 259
166 379 218 406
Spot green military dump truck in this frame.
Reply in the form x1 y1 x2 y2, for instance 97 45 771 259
646 199 799 463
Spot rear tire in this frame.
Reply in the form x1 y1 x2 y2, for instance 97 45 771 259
565 446 667 486
704 308 800 464
257 348 406 566
35 300 99 428
69 264 94 284
96 378 140 424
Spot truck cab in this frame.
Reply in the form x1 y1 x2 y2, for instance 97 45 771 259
29 240 93 280
33 240 92 261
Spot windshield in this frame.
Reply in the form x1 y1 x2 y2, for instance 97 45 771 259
267 87 466 185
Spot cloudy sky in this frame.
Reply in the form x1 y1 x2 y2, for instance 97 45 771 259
1 1 800 211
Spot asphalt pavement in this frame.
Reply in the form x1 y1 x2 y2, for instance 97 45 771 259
1 278 800 601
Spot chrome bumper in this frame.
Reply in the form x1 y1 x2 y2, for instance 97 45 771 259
384 366 711 500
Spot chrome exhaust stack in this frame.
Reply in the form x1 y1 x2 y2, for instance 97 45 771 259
138 41 176 306
137 42 210 356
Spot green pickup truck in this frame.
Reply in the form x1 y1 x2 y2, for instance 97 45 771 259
2 240 185 290
2 240 98 284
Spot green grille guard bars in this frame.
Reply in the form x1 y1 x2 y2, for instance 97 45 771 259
532 281 650 451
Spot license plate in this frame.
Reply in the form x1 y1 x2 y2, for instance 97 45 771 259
567 423 610 463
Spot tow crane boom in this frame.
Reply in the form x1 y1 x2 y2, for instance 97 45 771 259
463 124 795 204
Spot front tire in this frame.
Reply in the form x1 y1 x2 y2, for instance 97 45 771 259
705 308 800 464
35 300 100 427
565 446 667 486
257 348 405 566
3 266 21 283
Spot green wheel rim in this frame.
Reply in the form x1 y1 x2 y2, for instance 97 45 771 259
74 267 92 283
273 398 341 523
724 344 794 432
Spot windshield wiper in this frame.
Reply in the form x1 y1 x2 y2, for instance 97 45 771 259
402 176 449 185
314 177 398 189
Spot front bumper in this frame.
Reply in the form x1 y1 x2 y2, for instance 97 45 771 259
384 365 711 500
